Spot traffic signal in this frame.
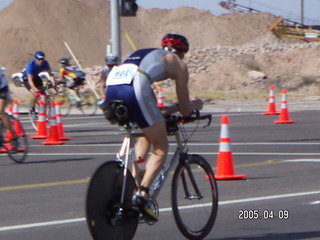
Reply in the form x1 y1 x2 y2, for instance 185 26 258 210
121 0 138 17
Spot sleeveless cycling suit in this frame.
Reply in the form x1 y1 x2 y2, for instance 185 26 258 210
106 48 169 128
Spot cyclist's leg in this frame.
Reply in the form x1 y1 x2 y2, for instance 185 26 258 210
140 122 168 190
131 122 168 222
132 136 150 177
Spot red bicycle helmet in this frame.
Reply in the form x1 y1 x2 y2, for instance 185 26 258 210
161 33 189 53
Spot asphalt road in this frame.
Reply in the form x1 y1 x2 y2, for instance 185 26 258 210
0 109 320 240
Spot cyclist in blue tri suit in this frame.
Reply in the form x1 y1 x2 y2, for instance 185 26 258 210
105 33 203 221
25 51 54 118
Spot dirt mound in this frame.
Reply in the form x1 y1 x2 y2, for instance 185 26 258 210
1 0 320 99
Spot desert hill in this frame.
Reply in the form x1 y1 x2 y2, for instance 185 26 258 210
1 0 320 98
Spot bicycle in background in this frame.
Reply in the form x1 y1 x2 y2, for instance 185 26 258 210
86 100 218 240
54 80 98 116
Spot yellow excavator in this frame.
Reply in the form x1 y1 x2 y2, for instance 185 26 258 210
219 0 320 41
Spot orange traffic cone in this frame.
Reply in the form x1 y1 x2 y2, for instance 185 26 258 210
157 87 164 108
42 102 64 145
55 100 71 140
264 85 279 115
274 89 295 124
32 99 48 139
215 115 246 180
12 99 26 136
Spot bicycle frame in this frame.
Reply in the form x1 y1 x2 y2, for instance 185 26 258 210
116 124 187 205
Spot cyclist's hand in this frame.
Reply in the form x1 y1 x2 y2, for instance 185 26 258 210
34 91 42 98
191 97 203 111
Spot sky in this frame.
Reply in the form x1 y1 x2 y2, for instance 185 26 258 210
1 0 320 25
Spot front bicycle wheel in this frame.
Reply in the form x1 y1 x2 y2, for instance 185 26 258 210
79 88 98 116
86 161 139 240
171 154 218 240
1 118 28 163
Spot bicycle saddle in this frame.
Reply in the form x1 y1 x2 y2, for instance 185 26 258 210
101 99 130 126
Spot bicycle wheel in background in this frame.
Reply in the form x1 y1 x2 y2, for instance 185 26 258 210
171 154 218 240
79 88 98 116
86 161 139 240
54 90 72 116
1 118 29 163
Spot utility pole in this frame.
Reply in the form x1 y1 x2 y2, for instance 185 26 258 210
301 0 304 25
111 0 121 62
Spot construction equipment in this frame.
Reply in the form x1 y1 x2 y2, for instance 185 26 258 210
219 0 320 41
268 17 320 41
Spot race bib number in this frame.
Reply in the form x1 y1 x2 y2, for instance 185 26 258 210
107 64 138 86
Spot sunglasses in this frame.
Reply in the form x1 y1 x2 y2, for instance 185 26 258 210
36 58 44 61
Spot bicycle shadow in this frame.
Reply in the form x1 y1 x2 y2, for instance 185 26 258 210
212 230 320 240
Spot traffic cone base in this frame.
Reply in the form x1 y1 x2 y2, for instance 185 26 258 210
42 102 64 145
215 152 246 180
274 89 294 124
215 115 247 181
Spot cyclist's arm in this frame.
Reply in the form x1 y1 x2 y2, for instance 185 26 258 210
163 53 203 117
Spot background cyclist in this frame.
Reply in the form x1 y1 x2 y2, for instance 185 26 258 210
57 58 86 107
104 33 203 221
0 67 18 148
25 51 54 118
99 55 118 99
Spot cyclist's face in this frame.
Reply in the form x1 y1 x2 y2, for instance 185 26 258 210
36 58 44 65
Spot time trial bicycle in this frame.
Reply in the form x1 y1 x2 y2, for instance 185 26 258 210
86 100 218 240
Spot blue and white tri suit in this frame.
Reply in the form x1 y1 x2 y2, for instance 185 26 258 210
106 48 169 128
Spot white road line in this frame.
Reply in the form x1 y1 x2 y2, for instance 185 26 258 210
282 159 320 163
1 190 319 232
2 152 320 157
25 142 320 147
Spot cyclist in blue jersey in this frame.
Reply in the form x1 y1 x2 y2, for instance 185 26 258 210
25 51 54 118
105 33 203 221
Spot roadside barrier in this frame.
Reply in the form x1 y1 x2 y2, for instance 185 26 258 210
55 100 71 140
215 115 247 180
42 102 64 145
274 89 295 124
157 87 164 108
264 85 279 115
31 99 48 139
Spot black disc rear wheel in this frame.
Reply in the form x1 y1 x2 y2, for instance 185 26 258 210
86 161 139 240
